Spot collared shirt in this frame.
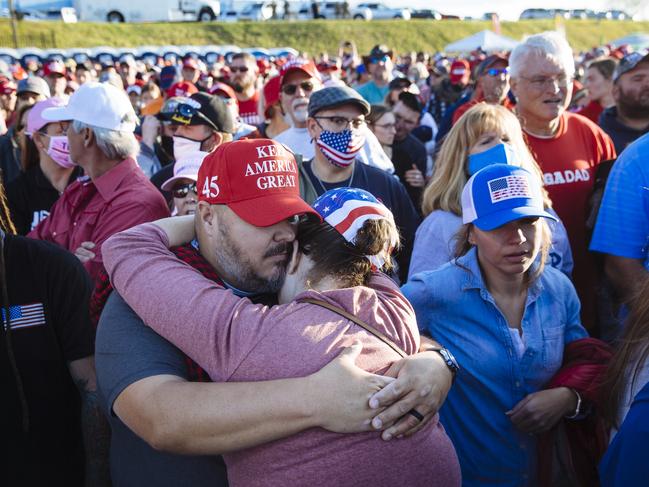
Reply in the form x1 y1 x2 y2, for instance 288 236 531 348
402 248 588 486
28 158 170 281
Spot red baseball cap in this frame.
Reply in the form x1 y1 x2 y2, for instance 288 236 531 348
43 60 67 77
182 58 200 71
449 59 470 86
0 79 16 95
197 139 320 227
263 75 281 118
279 58 320 87
166 81 198 98
209 81 237 101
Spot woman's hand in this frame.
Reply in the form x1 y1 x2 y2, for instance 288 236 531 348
152 215 196 247
507 387 578 434
367 351 453 440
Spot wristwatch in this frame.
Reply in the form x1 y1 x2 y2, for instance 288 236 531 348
423 345 460 378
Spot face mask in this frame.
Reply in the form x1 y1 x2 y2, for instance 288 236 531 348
46 135 75 168
316 129 366 168
467 142 518 176
173 135 207 161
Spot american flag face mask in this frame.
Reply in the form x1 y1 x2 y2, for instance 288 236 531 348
316 128 366 168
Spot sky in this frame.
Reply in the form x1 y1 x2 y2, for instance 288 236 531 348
385 0 649 21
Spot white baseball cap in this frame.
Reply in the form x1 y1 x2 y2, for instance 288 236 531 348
42 81 137 132
161 151 208 191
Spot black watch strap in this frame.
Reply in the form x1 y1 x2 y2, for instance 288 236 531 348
423 345 460 377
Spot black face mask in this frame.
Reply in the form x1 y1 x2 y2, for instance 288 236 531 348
160 135 175 160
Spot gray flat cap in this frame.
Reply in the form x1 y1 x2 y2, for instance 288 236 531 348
308 85 371 118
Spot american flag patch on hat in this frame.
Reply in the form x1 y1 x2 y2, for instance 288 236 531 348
488 175 531 203
2 303 46 330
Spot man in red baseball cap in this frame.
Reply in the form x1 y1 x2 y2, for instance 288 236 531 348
181 58 201 84
274 58 323 155
43 59 67 97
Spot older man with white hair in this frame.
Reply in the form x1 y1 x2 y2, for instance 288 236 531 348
509 32 616 331
28 82 170 280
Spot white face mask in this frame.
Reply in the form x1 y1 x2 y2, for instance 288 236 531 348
173 135 204 161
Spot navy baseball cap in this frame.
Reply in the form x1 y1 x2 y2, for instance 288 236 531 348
160 65 181 90
461 164 556 231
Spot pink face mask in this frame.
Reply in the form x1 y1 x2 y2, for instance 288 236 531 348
46 135 75 168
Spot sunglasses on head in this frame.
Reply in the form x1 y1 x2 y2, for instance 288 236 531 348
168 102 220 132
172 182 197 198
281 81 315 95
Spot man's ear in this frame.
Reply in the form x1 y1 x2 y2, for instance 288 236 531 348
83 127 95 148
210 131 224 151
306 117 319 139
197 201 218 236
287 240 302 275
509 77 519 99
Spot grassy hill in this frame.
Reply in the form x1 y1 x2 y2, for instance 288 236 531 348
0 18 647 54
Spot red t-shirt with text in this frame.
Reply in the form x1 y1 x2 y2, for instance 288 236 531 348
525 111 616 329
238 91 262 126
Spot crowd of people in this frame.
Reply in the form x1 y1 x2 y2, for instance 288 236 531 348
2 29 649 486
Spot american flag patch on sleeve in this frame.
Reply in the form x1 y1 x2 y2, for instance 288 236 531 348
2 303 46 330
488 175 531 203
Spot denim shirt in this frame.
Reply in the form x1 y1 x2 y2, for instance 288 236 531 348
402 248 588 487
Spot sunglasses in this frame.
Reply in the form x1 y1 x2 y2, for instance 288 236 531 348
486 68 509 77
230 66 249 73
172 182 197 198
370 55 390 64
281 81 315 95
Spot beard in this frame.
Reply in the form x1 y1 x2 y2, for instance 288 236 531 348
291 98 310 123
617 87 649 120
215 225 290 294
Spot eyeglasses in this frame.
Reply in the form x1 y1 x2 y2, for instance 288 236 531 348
230 66 250 73
314 115 366 130
485 67 509 77
281 81 315 96
520 74 571 91
172 182 197 198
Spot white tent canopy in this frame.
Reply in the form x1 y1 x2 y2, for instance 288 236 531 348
444 30 519 53
610 33 649 51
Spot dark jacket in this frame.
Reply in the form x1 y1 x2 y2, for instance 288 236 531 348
598 106 649 155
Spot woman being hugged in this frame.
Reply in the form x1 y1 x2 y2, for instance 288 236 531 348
103 183 461 487
403 164 588 485
410 103 572 278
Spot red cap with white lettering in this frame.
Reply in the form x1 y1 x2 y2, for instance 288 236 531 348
197 139 321 227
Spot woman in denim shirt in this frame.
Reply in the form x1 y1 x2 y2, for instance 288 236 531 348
403 164 588 486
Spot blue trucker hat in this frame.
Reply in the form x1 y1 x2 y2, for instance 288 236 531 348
461 164 557 231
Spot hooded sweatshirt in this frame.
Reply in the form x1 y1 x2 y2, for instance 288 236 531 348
103 223 461 487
